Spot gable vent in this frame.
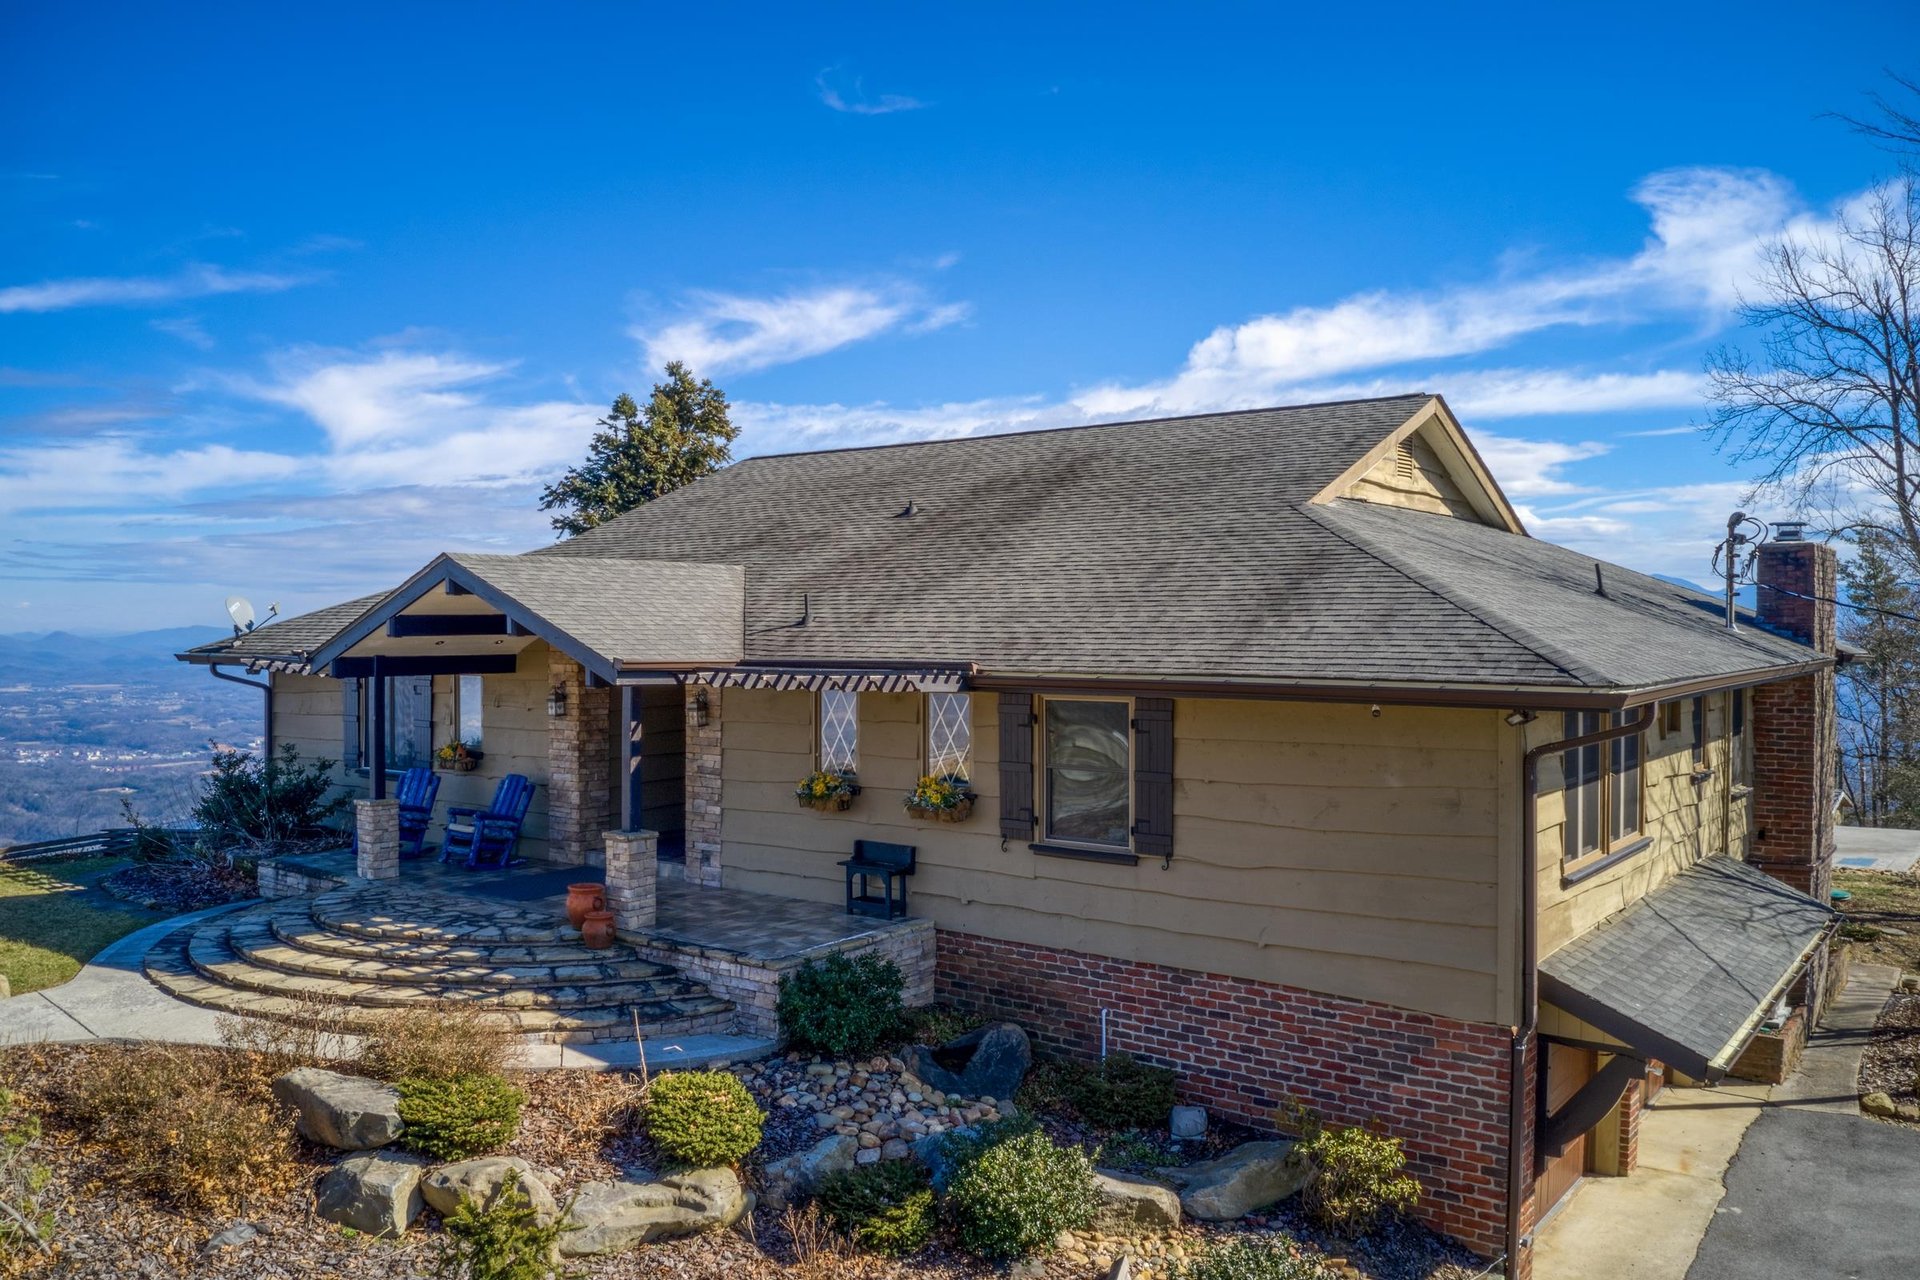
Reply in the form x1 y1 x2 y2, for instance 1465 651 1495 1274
1393 440 1418 483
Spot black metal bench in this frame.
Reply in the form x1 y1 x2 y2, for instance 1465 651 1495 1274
840 839 916 919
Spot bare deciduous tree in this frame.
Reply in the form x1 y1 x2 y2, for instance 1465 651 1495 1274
1832 72 1920 158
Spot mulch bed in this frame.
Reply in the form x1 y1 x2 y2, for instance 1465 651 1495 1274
100 862 257 914
1859 990 1920 1116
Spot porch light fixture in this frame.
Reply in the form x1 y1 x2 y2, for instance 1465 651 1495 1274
694 690 711 727
547 685 567 718
1505 709 1537 727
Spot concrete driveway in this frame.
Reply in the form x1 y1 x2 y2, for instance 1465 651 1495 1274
1686 1106 1920 1280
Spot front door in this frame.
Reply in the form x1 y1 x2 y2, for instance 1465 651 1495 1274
1539 1043 1595 1216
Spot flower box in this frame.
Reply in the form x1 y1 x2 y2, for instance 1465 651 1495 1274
906 795 974 823
795 771 860 812
437 757 481 773
798 792 857 813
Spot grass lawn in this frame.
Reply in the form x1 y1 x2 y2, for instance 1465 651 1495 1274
0 856 165 994
1833 868 1920 976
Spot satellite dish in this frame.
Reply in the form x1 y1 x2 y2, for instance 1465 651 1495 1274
225 596 256 635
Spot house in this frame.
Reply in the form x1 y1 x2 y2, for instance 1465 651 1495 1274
176 393 1840 1277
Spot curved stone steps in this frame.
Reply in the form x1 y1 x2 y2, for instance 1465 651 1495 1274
310 888 582 946
265 906 644 968
236 909 673 989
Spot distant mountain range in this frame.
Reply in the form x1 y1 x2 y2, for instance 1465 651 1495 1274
1652 575 1757 611
0 627 228 686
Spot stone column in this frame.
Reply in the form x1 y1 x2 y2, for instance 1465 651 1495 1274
354 798 400 880
546 650 612 866
604 829 658 934
685 682 724 887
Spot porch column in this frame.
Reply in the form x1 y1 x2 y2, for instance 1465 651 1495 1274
685 681 724 887
604 829 658 934
547 650 613 866
354 798 400 880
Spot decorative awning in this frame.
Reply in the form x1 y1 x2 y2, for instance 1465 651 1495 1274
1539 857 1833 1080
686 666 970 694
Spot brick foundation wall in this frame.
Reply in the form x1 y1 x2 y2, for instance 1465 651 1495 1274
1614 1077 1644 1175
936 929 1520 1258
546 651 612 865
1727 1005 1808 1084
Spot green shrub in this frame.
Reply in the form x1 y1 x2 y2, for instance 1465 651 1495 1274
0 1088 53 1265
776 952 904 1057
398 1074 524 1161
815 1160 936 1257
945 1127 1099 1260
435 1171 574 1280
192 744 347 850
1063 1053 1177 1130
905 1002 984 1047
1279 1098 1420 1239
643 1070 763 1168
1171 1236 1330 1280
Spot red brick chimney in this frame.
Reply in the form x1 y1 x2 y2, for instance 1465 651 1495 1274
1749 530 1838 905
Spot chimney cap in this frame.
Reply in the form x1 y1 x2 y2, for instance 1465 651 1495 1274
1770 520 1809 542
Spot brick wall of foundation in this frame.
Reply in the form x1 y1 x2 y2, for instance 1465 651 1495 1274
935 929 1523 1260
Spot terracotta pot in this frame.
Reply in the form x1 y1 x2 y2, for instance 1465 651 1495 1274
566 883 606 930
580 909 616 950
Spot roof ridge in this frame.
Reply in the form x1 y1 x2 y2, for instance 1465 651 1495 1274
1301 502 1597 686
730 392 1435 464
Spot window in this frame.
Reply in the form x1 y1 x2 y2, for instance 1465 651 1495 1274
1563 710 1642 862
1659 700 1683 738
358 677 425 769
818 689 859 774
1042 698 1131 850
455 674 485 749
927 692 972 781
1731 690 1749 787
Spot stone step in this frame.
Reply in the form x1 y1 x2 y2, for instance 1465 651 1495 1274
266 905 647 968
144 927 735 1045
309 887 584 946
240 909 672 989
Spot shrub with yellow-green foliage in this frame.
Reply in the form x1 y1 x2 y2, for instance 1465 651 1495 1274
644 1070 763 1168
397 1073 524 1162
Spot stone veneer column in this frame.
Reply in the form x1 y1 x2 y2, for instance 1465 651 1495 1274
604 829 658 933
546 650 612 866
354 799 400 880
685 682 724 887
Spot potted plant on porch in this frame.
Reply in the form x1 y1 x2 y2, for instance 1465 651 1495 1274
434 738 485 772
795 769 860 812
905 773 974 823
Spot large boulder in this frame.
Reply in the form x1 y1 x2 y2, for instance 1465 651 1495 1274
902 1023 1031 1102
1155 1140 1311 1221
421 1156 558 1224
271 1068 402 1151
315 1151 428 1238
1092 1169 1183 1232
760 1134 857 1211
559 1167 751 1256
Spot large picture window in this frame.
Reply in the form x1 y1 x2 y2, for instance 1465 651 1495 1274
818 689 859 774
1042 698 1131 850
1563 710 1642 862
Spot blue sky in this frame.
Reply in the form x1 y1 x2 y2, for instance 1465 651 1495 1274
2 2 1915 631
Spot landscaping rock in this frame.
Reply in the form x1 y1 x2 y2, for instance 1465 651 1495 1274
759 1134 856 1211
559 1167 751 1256
271 1067 402 1151
1862 1090 1899 1118
1169 1105 1208 1139
314 1151 427 1238
421 1156 557 1223
1091 1169 1183 1232
200 1221 258 1255
903 1022 1031 1102
1155 1139 1311 1221
1104 1257 1136 1280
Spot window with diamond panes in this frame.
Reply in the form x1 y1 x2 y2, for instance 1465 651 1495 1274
927 693 972 780
818 689 859 774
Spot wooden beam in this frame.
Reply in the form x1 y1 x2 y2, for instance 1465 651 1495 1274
443 581 472 596
329 655 520 678
621 685 642 832
385 615 511 638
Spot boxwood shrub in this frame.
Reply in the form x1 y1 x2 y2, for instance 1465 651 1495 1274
944 1127 1099 1259
644 1070 764 1168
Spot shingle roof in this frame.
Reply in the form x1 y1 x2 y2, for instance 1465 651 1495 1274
437 554 743 665
178 594 386 668
1539 857 1832 1079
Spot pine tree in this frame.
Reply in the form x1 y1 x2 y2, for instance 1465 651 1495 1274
1839 533 1920 825
538 362 737 537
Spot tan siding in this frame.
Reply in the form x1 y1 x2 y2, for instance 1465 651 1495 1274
720 690 1504 1023
1345 434 1484 521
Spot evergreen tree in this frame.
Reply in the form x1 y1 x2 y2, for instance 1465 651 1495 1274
1838 532 1920 825
539 362 736 536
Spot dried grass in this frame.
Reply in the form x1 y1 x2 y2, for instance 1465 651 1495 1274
214 991 359 1083
353 1001 517 1083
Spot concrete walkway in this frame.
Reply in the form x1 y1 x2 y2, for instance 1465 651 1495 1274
1532 963 1904 1280
0 900 776 1071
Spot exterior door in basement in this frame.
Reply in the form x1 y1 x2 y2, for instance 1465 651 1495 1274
1538 1043 1595 1217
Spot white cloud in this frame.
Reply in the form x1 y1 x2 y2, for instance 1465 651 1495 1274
0 264 310 313
635 282 967 375
816 68 926 115
151 315 215 350
245 350 508 449
1472 434 1611 498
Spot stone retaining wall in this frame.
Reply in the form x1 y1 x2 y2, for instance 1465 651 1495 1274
258 859 350 898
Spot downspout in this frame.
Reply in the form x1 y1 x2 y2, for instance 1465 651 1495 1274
209 664 273 758
1507 704 1654 1273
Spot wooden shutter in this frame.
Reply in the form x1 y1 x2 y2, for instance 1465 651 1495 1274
341 678 361 770
1132 697 1174 861
998 692 1036 840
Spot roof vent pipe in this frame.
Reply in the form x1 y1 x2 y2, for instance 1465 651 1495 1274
896 500 917 518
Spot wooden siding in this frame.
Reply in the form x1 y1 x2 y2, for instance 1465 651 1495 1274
1345 433 1483 521
719 689 1506 1024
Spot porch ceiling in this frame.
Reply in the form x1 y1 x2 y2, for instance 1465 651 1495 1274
308 552 745 683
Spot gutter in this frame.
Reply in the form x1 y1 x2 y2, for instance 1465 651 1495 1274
1508 704 1654 1273
1705 917 1839 1077
208 663 273 758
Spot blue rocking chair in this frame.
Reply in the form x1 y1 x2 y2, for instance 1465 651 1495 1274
440 773 534 870
395 766 441 860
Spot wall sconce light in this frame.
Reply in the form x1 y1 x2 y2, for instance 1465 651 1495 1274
1504 709 1537 727
693 690 711 727
547 686 567 718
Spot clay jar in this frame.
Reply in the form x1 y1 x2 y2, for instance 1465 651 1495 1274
581 909 617 949
566 883 605 930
